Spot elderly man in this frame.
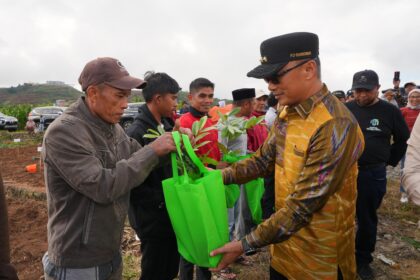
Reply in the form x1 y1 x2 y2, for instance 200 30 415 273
41 57 184 280
210 32 364 280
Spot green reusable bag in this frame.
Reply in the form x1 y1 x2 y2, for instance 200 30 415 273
244 178 265 224
162 132 229 268
222 153 265 224
224 184 240 208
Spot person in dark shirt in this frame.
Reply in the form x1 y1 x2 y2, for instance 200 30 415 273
346 69 410 280
126 71 181 280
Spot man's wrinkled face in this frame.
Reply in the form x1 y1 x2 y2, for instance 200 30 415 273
189 87 214 113
87 84 130 124
254 96 268 112
354 87 379 107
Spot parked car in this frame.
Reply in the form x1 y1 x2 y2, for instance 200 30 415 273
28 106 67 130
120 102 145 130
0 112 18 131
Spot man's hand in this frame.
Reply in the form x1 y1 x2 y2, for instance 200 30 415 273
216 161 230 169
179 127 195 146
209 240 243 272
148 132 176 156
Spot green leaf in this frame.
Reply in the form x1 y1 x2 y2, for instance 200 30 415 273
227 125 235 135
198 116 208 131
194 132 209 143
201 156 219 166
228 107 240 116
192 120 199 136
146 128 160 135
200 125 217 133
194 140 211 150
216 110 224 118
143 134 159 139
217 143 229 154
157 125 165 135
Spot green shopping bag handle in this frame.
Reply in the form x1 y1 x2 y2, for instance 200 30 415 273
171 131 188 183
181 133 209 176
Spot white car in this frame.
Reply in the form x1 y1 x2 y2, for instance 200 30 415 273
0 112 18 131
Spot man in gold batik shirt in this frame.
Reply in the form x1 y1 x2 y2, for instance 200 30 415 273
210 32 365 280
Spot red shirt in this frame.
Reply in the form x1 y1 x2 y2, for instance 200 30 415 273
179 111 221 162
247 111 269 152
401 107 420 132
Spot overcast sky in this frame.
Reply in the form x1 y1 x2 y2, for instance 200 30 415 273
0 0 419 99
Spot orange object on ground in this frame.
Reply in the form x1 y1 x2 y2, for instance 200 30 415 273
208 104 233 122
26 164 37 173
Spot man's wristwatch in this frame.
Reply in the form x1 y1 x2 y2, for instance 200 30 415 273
241 237 257 256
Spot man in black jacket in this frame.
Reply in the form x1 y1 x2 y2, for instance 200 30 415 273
126 71 180 280
346 70 410 280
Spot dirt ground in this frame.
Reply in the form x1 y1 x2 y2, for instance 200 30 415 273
2 144 420 280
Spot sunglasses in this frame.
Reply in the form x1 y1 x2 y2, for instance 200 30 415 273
264 59 312 85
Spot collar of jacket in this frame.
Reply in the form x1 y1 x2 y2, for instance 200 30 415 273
189 106 207 118
285 84 329 119
76 97 115 138
136 104 173 131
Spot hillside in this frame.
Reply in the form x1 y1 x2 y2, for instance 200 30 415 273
0 84 230 106
0 84 82 105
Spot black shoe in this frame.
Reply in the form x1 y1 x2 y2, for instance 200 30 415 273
357 263 374 280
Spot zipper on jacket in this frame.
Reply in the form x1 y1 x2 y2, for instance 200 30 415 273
82 201 95 245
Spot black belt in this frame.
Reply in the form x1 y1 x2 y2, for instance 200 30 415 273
358 163 386 170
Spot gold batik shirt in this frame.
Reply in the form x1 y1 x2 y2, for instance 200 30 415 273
223 84 364 280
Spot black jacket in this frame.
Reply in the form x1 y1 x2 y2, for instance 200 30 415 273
126 104 175 238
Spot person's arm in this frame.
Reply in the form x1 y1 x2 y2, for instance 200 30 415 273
402 118 420 205
43 124 176 204
388 107 410 166
222 127 277 184
245 118 363 248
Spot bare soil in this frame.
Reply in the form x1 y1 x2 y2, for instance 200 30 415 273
2 144 420 279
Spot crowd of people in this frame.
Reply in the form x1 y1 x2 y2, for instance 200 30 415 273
1 31 420 280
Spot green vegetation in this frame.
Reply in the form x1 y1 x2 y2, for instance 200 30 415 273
0 83 82 105
0 104 32 129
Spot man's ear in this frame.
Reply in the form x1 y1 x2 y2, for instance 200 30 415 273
86 85 99 104
303 60 317 80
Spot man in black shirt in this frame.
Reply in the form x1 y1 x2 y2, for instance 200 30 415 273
126 72 180 280
346 70 410 280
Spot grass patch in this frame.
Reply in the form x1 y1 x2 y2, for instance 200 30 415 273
122 253 140 280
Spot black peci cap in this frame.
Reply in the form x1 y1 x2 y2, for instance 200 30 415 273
247 32 319 79
332 90 346 99
232 88 256 101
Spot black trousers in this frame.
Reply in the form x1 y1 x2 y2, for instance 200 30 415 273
139 238 179 280
178 257 211 280
355 165 387 264
130 202 180 280
262 174 275 219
